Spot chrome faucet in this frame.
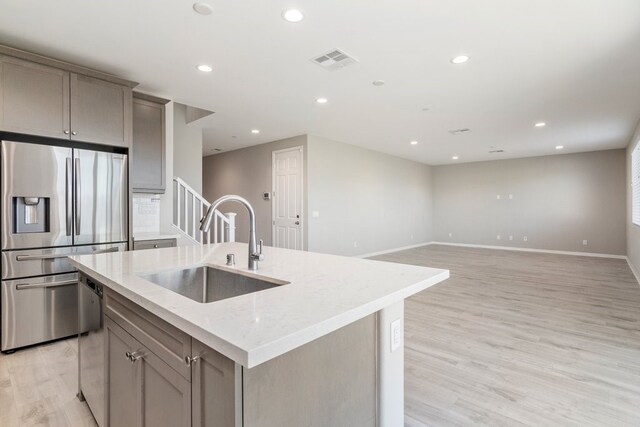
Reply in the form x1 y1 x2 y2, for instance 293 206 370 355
199 195 264 271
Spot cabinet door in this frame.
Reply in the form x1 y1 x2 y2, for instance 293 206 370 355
105 316 140 427
140 346 192 427
192 339 241 427
0 55 70 138
132 98 165 193
70 73 131 147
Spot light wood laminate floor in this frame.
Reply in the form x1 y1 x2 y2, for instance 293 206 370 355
373 244 640 426
1 245 639 426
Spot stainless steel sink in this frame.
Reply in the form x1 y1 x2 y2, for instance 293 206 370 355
139 266 289 303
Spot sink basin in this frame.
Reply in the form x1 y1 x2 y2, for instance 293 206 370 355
139 266 289 303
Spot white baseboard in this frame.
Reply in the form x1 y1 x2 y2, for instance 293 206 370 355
429 241 627 260
626 257 640 285
355 242 434 259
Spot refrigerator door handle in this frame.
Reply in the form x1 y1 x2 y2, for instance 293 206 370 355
74 158 81 236
66 157 73 236
15 247 120 262
15 279 77 290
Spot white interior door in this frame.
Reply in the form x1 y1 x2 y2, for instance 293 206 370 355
272 147 303 250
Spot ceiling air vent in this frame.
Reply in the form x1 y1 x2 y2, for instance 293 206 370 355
449 128 472 135
488 149 505 154
312 49 358 71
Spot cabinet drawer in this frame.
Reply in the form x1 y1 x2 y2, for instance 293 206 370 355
133 238 177 251
104 287 191 380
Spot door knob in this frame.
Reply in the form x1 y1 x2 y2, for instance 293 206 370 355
295 221 300 225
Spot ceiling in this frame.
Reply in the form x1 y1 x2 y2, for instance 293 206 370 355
1 0 640 165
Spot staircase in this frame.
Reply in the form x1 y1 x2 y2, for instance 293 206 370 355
173 177 236 244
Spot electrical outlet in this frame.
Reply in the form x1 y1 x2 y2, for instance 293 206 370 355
496 195 501 200
410 234 414 240
509 194 513 200
509 235 513 241
497 235 501 240
583 240 588 246
353 241 358 248
312 210 320 218
390 319 402 352
523 236 528 242
448 232 452 237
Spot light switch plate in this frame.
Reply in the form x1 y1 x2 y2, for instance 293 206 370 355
390 318 402 352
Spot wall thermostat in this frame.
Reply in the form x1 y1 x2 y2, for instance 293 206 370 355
263 192 271 201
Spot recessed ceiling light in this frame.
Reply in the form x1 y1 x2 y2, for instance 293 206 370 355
372 80 385 86
282 9 304 23
451 55 469 64
555 145 564 150
452 156 459 160
316 97 328 104
410 140 418 146
196 64 213 72
535 122 546 127
192 2 213 15
251 129 260 134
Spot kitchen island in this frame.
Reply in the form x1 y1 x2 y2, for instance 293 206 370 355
70 242 449 427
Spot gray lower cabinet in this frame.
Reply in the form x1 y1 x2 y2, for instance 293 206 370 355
133 238 177 251
99 284 375 427
132 96 166 193
0 55 70 139
0 54 132 147
105 316 191 427
191 339 240 427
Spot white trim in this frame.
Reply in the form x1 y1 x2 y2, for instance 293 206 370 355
627 257 640 285
430 241 626 259
355 242 434 259
271 146 304 250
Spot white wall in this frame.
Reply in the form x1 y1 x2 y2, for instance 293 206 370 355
433 149 627 255
627 122 640 275
306 135 433 256
173 103 203 194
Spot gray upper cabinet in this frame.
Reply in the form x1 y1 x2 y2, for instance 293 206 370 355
0 48 135 147
71 73 132 148
0 55 70 139
132 96 166 193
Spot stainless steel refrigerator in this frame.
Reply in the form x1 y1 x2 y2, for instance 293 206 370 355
1 139 128 352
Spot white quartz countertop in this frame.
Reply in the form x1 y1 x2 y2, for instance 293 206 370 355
69 243 449 368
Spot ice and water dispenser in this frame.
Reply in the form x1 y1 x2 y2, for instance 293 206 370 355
12 196 50 233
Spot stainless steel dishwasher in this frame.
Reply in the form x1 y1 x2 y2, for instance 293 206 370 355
78 273 104 427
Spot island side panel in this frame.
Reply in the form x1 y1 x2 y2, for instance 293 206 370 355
377 300 405 427
242 314 377 427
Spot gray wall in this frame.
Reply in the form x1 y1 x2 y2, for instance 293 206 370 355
202 135 308 247
173 103 203 194
627 123 640 274
307 135 433 256
433 149 627 255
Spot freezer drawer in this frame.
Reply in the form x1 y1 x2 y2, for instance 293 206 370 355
1 140 73 250
1 272 84 351
1 242 127 280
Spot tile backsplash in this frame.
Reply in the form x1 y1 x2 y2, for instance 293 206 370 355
132 195 161 233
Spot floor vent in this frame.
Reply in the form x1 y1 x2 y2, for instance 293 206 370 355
312 49 358 70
